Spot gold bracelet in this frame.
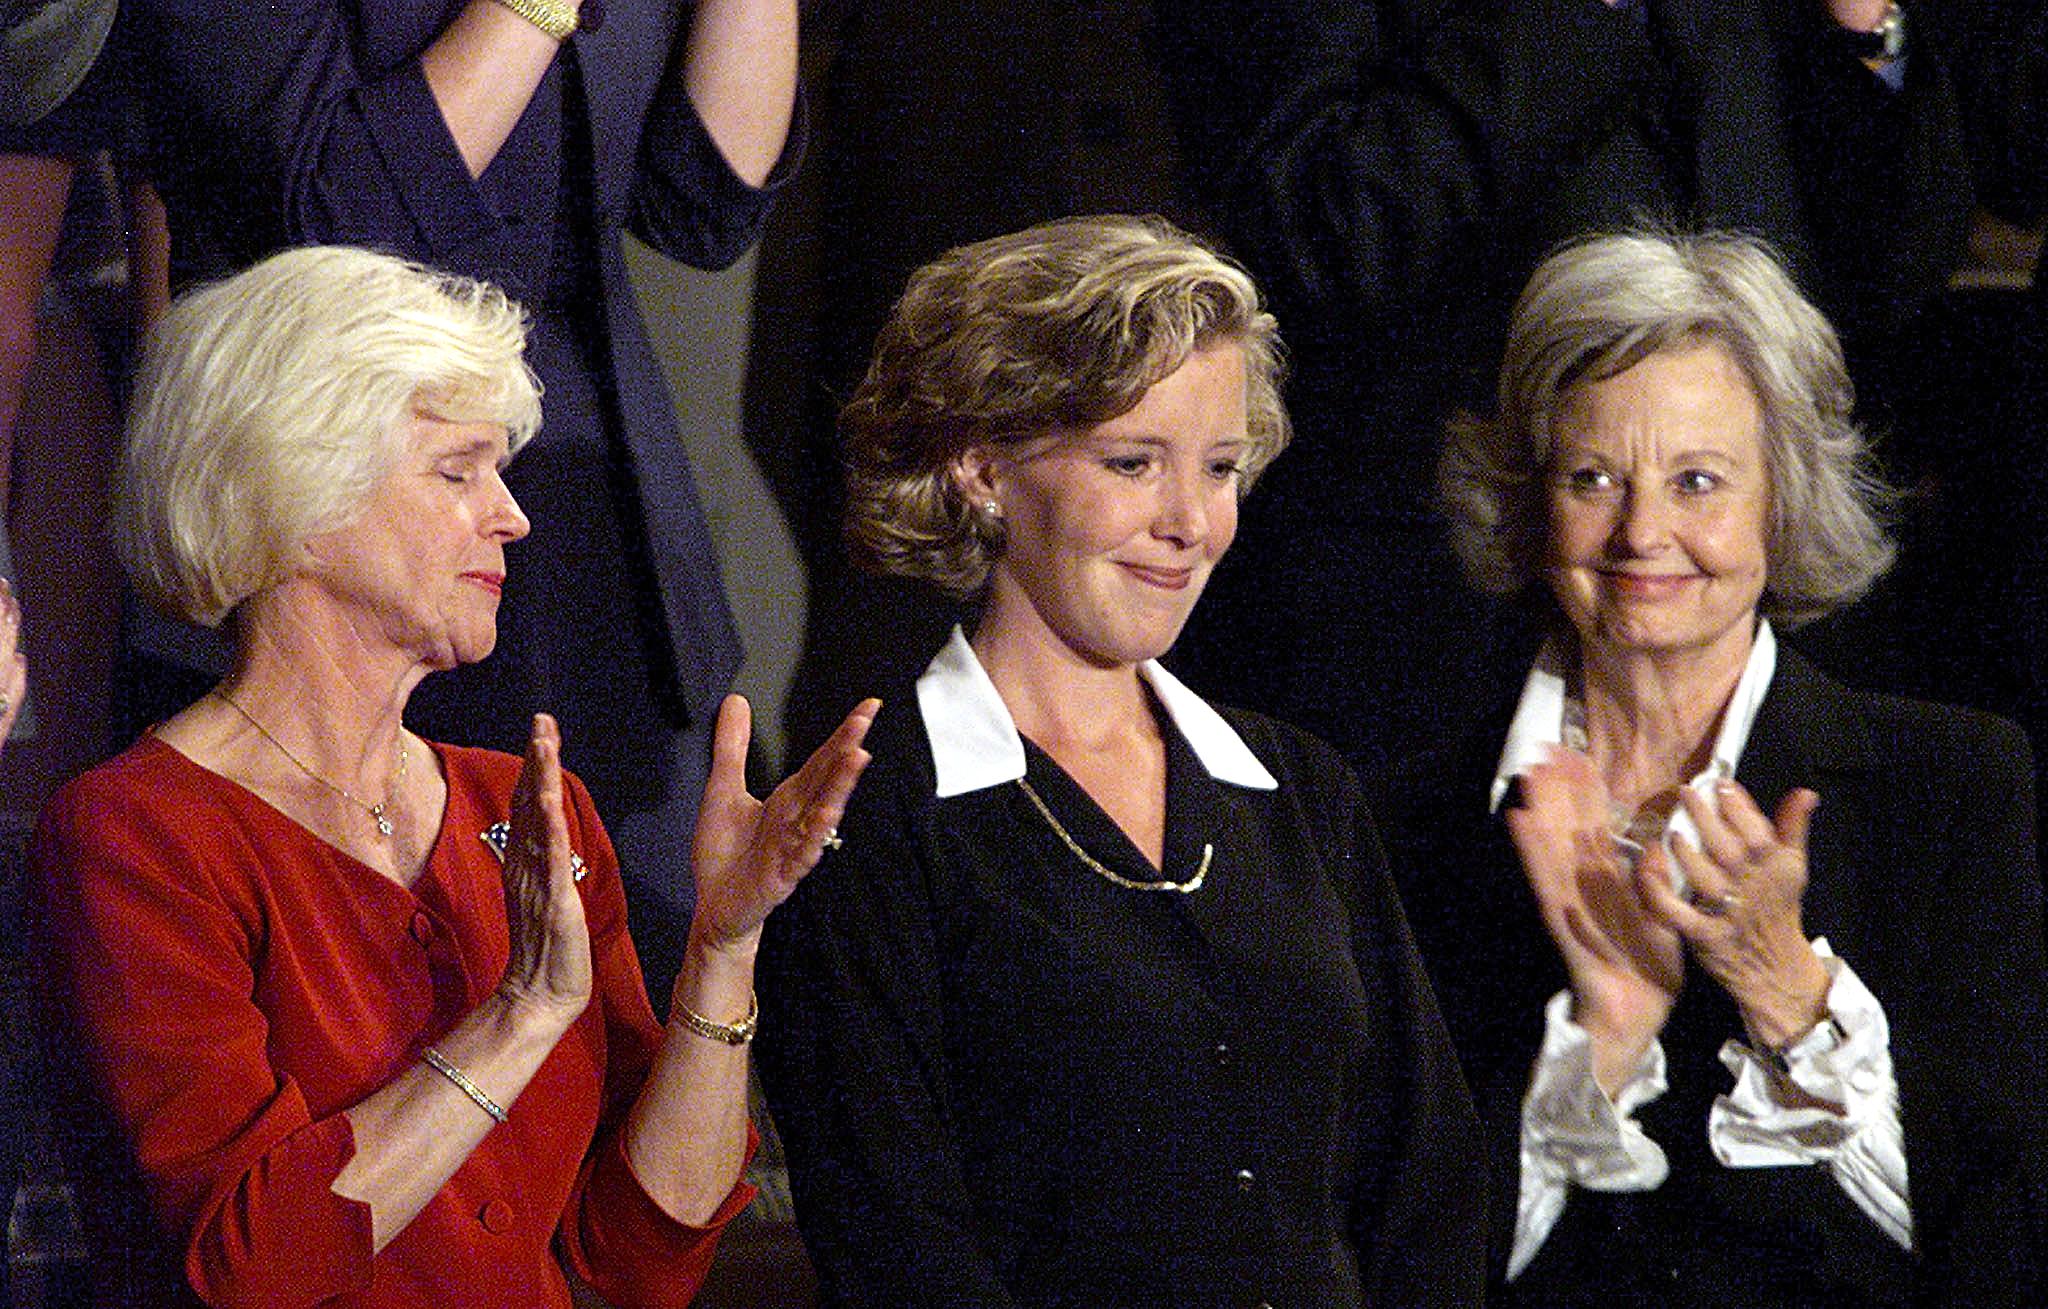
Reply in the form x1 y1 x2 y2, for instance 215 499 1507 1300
675 990 759 1046
489 0 580 41
421 1046 510 1124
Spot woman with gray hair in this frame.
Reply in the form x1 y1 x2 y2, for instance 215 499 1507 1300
755 214 1485 1308
31 245 876 1307
1389 230 2048 1305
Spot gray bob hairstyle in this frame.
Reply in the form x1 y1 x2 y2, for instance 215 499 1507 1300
842 213 1289 598
117 245 541 627
1438 230 1894 627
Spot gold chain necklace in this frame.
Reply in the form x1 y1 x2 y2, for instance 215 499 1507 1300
215 689 411 837
1015 777 1210 894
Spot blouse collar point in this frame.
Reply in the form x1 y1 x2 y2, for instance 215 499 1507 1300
1488 620 1778 813
917 626 1278 798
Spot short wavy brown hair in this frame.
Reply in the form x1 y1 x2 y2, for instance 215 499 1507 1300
842 214 1288 597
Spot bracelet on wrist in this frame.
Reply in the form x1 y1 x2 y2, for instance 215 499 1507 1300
421 1045 510 1124
487 0 602 41
675 989 759 1046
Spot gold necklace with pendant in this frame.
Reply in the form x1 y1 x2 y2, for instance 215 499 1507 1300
216 689 411 837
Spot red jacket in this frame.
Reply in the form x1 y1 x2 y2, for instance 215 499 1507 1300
33 736 753 1308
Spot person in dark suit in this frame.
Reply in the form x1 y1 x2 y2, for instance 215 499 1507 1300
111 0 801 998
1155 0 1984 780
757 215 1487 1308
1387 230 2048 1305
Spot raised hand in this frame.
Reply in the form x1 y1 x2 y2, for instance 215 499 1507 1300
494 713 594 1027
688 695 879 956
1509 746 1683 1093
1640 780 1831 1051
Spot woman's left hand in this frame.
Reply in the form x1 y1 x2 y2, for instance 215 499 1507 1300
1637 780 1833 1050
688 694 879 956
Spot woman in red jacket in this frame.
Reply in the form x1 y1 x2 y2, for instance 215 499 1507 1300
32 244 874 1308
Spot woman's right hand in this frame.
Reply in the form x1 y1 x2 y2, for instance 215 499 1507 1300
494 713 593 1030
335 714 594 1251
1508 747 1683 1094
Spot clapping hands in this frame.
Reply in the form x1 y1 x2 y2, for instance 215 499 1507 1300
495 714 594 1029
1511 746 1832 1084
1510 747 1684 1093
1642 780 1832 1051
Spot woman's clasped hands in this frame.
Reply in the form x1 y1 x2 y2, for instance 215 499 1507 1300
1511 746 1831 1094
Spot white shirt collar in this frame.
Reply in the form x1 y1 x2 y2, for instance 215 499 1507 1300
1488 620 1779 818
917 626 1279 799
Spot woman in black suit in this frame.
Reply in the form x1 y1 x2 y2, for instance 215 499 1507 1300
757 215 1486 1308
1392 229 2048 1306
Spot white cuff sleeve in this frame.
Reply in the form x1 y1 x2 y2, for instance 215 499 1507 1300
1709 940 1912 1249
1510 990 1670 1279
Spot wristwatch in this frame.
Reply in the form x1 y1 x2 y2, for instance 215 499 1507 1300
490 0 604 41
1753 1015 1847 1080
1838 0 1907 63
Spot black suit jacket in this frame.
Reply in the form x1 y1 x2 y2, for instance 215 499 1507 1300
1385 645 2048 1306
1162 0 1973 492
760 684 1487 1308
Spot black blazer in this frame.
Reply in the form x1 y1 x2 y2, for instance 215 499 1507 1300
1385 645 2048 1306
1161 0 1974 493
759 686 1487 1308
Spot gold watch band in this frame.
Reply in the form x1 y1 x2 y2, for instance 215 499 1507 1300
490 0 580 42
675 990 760 1046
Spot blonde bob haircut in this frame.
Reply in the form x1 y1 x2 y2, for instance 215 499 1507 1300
843 214 1289 598
117 246 541 628
1439 230 1894 628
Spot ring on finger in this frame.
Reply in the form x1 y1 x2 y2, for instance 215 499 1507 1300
1693 889 1744 917
820 825 843 851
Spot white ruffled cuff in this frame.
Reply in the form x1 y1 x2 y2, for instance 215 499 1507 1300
1525 989 1670 1186
1709 941 1912 1248
1512 990 1670 1278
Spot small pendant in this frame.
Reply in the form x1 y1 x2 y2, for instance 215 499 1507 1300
372 804 393 837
